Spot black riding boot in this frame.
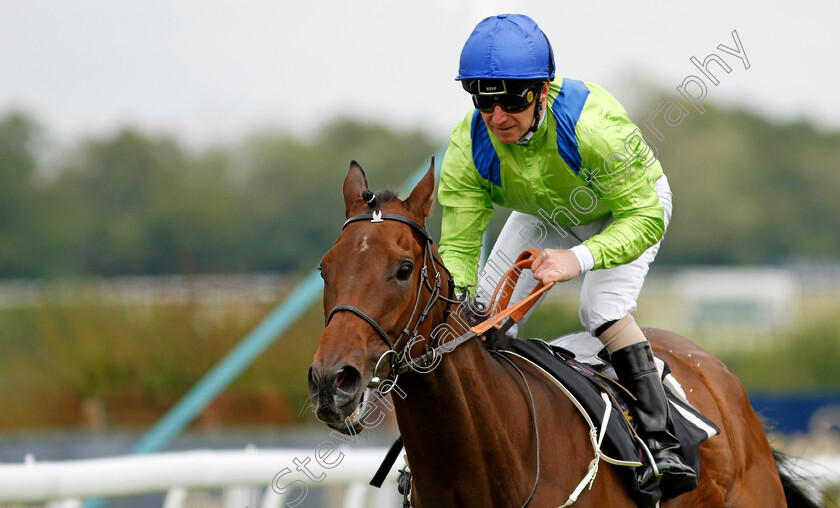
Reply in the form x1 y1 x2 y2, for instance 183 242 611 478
610 342 698 496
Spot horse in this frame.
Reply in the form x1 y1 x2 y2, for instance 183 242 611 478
308 160 815 507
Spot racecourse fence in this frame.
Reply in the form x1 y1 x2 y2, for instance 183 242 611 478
0 446 401 508
0 447 838 507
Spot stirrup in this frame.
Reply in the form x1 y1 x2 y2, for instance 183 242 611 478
656 456 697 496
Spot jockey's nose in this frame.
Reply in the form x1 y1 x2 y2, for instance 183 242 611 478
308 364 363 409
489 104 511 121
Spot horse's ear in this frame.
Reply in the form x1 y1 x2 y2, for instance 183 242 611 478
343 160 370 217
404 157 436 219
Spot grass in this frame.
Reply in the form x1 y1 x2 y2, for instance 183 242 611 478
0 278 322 430
1 277 838 431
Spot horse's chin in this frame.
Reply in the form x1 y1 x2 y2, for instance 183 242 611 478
321 385 376 435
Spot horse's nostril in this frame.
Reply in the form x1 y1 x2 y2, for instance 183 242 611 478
333 365 362 398
335 366 363 390
308 364 363 412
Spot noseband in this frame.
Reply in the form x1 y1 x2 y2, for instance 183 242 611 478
325 210 457 390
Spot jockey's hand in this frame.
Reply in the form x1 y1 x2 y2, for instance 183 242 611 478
457 293 489 327
531 248 581 284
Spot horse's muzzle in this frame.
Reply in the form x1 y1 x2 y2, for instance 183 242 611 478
308 364 363 423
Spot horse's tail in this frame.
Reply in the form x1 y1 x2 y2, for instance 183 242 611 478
773 449 821 508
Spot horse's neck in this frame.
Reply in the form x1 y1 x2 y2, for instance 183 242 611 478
391 333 542 502
388 302 594 505
394 335 503 420
392 306 515 429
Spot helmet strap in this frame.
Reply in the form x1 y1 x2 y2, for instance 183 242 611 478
528 100 543 134
520 84 546 141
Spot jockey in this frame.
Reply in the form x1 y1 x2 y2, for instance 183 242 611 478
438 13 696 493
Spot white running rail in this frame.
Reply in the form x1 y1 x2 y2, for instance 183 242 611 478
1 447 838 507
0 446 401 508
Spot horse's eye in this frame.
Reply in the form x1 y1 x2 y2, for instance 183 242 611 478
318 263 331 281
396 262 414 281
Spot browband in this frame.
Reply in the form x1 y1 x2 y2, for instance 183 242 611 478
343 212 434 243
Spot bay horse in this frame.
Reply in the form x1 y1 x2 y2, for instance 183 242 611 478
308 160 813 507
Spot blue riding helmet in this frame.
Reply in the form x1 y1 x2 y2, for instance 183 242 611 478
456 14 555 82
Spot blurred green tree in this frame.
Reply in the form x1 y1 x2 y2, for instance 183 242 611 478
2 103 839 279
0 112 55 277
236 118 438 272
653 103 840 265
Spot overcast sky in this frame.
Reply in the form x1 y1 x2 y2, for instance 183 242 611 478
1 1 836 148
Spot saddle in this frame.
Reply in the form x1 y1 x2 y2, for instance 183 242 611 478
493 333 719 507
482 250 719 506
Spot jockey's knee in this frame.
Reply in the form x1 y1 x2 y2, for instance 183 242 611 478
594 314 647 354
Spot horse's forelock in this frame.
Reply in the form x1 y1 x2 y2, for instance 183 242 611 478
366 189 398 208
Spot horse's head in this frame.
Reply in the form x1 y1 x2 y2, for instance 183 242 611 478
308 159 447 434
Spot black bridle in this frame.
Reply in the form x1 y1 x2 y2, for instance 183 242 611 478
325 210 458 390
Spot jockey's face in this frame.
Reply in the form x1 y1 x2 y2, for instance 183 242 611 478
479 82 550 144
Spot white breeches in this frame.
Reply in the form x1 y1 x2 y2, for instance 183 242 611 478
476 175 673 336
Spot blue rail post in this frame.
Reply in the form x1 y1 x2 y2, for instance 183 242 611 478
82 149 446 507
130 269 325 455
81 271 324 508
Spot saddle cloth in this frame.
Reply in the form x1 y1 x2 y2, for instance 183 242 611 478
500 332 720 507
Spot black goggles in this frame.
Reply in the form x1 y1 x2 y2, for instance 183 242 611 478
470 81 541 113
